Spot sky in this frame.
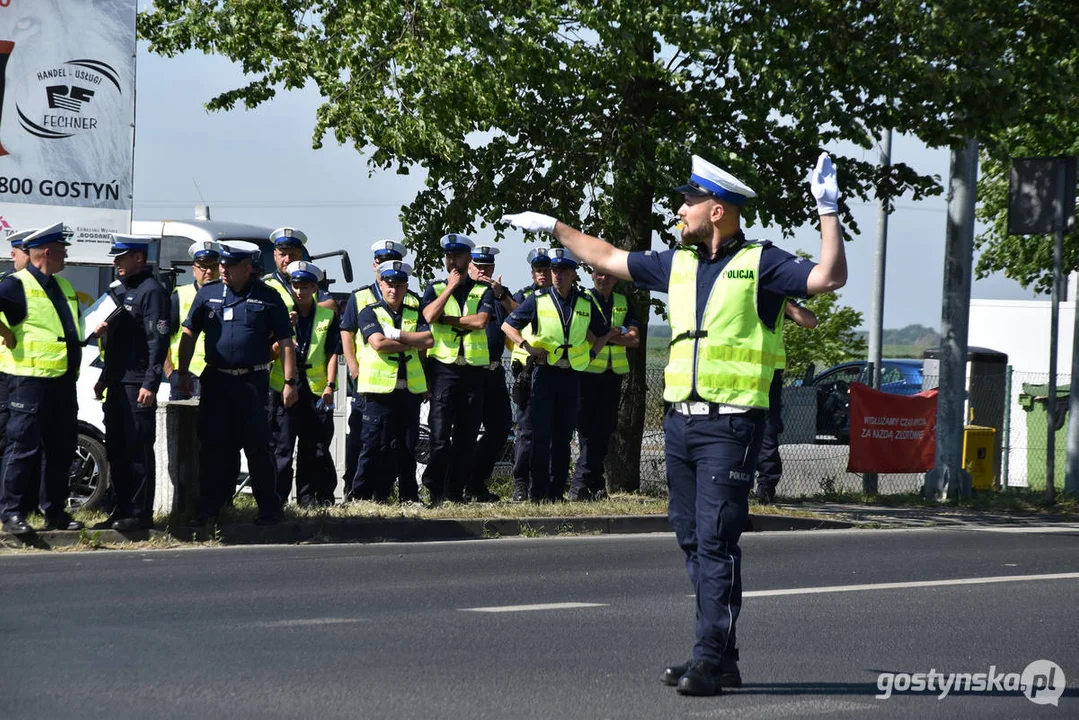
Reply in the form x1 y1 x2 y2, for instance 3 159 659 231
131 44 1050 332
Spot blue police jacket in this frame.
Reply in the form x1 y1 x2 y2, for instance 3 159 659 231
182 278 293 369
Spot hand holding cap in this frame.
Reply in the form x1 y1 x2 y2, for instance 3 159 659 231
502 211 557 235
809 152 839 216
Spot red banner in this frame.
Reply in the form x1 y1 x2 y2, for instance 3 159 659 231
847 383 938 473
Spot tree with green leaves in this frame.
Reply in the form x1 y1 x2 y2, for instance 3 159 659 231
140 0 1079 490
783 293 866 381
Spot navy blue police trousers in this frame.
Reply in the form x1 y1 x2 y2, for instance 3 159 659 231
755 370 785 496
470 366 513 496
421 362 483 502
270 387 337 507
528 365 580 500
663 407 766 666
353 390 421 502
570 371 623 498
104 382 158 522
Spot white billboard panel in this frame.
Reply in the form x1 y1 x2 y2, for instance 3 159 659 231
0 0 137 262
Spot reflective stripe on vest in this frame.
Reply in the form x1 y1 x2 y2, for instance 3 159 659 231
585 290 629 375
10 269 81 378
270 304 335 393
264 274 295 311
663 245 776 407
533 292 592 371
357 305 427 394
510 287 538 365
428 282 488 366
171 283 207 376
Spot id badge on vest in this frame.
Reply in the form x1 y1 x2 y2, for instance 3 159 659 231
223 307 234 321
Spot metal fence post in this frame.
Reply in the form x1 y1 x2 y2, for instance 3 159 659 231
1001 364 1012 490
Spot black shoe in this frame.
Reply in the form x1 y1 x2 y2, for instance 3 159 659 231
665 657 742 688
662 660 692 686
754 485 776 504
676 660 723 696
43 514 83 531
91 515 121 530
567 488 591 502
2 515 33 535
112 517 152 532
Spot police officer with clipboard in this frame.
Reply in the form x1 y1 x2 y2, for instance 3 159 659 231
504 151 847 695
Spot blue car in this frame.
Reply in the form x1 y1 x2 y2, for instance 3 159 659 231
808 359 924 442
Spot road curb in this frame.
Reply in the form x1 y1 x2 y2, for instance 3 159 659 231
0 512 855 549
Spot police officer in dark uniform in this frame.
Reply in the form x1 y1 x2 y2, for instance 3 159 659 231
90 234 170 531
502 248 608 501
420 233 496 504
175 240 298 526
0 223 84 535
504 151 847 695
0 229 34 488
467 245 512 502
569 268 641 500
507 248 552 501
340 240 418 500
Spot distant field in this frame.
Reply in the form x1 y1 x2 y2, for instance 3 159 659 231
883 344 927 359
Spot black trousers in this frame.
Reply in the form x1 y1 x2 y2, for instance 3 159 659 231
197 369 280 519
343 394 366 498
421 362 483 501
104 383 157 521
755 370 785 491
353 390 421 502
570 371 623 496
528 365 580 500
511 372 534 497
470 366 512 493
0 374 77 522
270 387 337 506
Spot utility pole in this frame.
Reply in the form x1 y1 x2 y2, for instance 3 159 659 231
925 139 978 501
863 129 892 496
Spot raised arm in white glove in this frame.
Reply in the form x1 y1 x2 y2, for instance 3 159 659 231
809 152 839 216
383 326 402 341
501 211 557 235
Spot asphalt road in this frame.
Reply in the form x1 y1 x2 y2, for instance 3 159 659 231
2 528 1078 719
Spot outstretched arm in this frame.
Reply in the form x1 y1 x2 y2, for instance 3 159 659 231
502 213 633 281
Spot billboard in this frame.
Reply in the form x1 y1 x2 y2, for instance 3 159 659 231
0 0 136 262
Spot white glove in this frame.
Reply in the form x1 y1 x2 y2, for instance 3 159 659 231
383 326 402 340
809 152 839 216
501 211 557 234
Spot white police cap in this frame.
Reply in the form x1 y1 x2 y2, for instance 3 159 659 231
471 245 500 264
674 155 757 206
548 247 579 268
7 229 36 248
526 247 551 266
107 233 152 257
286 260 325 284
376 260 413 281
439 233 475 252
21 222 72 248
188 240 221 260
370 239 407 259
219 240 261 262
269 226 308 247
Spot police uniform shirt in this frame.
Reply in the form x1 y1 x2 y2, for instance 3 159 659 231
357 300 431 381
183 279 293 368
339 284 421 334
0 263 82 372
626 231 814 332
484 286 510 363
103 267 170 391
511 283 541 305
295 306 342 386
587 288 641 333
505 287 610 338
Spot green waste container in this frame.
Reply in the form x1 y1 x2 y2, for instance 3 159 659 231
1018 383 1069 490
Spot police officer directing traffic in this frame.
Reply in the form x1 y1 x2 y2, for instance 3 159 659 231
175 240 298 526
269 260 340 508
340 240 418 499
0 223 85 535
570 268 641 501
503 151 847 695
502 248 608 501
165 240 220 399
91 234 170 531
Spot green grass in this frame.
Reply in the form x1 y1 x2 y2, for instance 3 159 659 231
781 488 1079 515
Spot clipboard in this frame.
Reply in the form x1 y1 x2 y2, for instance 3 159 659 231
80 291 124 345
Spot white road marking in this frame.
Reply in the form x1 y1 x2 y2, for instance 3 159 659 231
247 618 370 628
742 571 1079 598
461 602 609 613
964 525 1079 534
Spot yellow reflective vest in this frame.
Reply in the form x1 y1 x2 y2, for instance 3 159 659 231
357 305 427 394
663 245 777 408
428 281 488 366
170 283 207 376
584 290 629 375
510 285 540 366
9 269 82 378
263 273 295 311
532 290 592 371
270 304 335 393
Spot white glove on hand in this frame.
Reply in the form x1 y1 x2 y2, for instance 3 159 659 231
501 211 557 234
383 326 402 341
809 152 839 216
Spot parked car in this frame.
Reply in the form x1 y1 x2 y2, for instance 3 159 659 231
808 359 924 443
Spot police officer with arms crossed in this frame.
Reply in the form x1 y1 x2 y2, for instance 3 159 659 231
570 268 641 501
340 240 418 499
352 260 432 502
269 261 340 507
0 223 84 535
502 248 609 502
504 151 846 695
265 227 338 313
0 230 35 487
466 244 512 502
175 240 298 526
506 248 552 501
90 234 170 531
165 240 220 399
420 233 496 504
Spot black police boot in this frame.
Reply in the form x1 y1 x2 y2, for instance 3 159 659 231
676 660 723 696
2 514 33 535
662 660 692 686
43 512 83 531
663 657 741 688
